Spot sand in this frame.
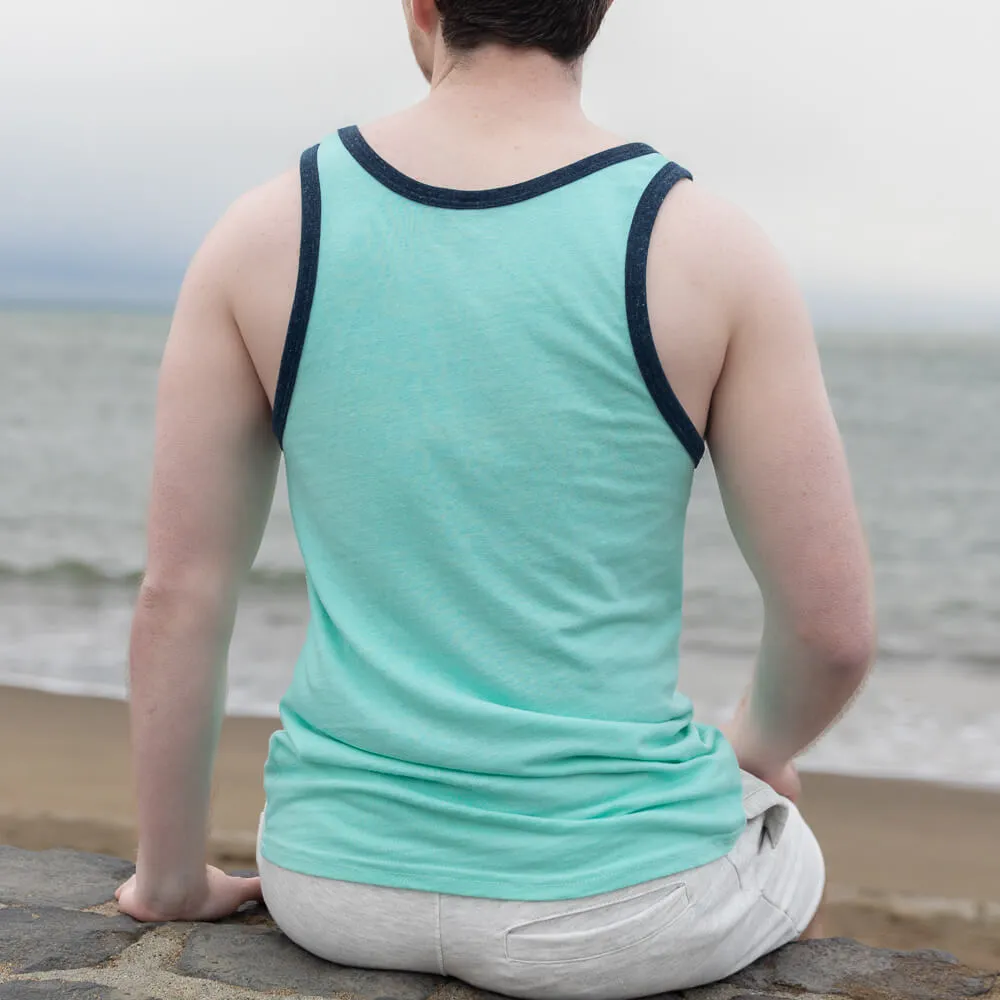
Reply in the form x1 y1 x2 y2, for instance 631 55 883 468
1 684 998 970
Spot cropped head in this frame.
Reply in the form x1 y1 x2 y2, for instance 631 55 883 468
404 0 613 80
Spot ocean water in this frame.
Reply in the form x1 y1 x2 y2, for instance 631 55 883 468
1 308 998 787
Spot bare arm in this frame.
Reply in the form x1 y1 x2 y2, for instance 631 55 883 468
120 203 281 919
706 212 876 779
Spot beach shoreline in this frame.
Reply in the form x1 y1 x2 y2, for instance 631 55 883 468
2 683 998 970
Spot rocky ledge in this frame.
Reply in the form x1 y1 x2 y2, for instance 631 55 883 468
0 846 996 1000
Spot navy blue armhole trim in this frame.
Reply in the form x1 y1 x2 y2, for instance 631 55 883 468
339 125 657 210
272 144 322 447
625 163 705 467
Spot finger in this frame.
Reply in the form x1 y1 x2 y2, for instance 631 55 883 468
237 876 263 904
201 877 263 921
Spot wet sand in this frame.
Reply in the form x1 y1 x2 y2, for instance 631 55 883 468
1 684 997 970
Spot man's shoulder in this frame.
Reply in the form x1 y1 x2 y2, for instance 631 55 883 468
186 161 303 310
642 175 808 421
216 165 303 267
649 179 779 305
646 175 804 354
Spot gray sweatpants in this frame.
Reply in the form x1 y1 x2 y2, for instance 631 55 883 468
257 773 824 1000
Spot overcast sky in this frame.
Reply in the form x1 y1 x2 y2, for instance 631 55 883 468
1 1 998 330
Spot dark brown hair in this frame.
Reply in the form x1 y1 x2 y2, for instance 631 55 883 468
434 0 612 62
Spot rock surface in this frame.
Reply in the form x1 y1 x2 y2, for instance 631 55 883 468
0 847 996 1000
178 924 445 998
0 984 138 998
0 848 135 911
726 938 994 999
0 907 146 975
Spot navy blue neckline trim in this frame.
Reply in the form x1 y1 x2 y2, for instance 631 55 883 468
338 125 658 210
272 144 322 447
625 162 705 467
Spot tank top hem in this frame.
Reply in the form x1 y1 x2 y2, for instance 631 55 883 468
258 828 743 902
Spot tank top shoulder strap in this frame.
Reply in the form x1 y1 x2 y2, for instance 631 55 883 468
273 143 322 444
625 161 702 465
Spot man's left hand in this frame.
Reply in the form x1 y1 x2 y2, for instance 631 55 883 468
115 866 263 923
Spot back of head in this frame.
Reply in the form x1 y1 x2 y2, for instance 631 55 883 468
434 0 613 61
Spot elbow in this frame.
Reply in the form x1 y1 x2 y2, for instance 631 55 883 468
136 577 191 617
769 582 877 684
130 576 236 667
793 608 878 683
766 564 878 683
135 571 232 622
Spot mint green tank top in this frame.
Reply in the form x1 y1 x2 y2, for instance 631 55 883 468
260 126 746 900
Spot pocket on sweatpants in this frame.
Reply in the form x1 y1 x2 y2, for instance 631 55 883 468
504 881 691 965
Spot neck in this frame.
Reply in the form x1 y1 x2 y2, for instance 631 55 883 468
424 44 587 135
